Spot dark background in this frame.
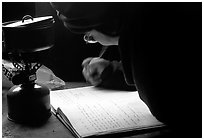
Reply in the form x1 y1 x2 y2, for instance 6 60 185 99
2 2 120 82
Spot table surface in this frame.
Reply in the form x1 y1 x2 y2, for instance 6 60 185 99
2 82 172 138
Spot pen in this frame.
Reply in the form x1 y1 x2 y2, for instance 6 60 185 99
99 46 108 58
83 33 108 58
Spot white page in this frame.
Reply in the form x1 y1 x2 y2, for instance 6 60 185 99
50 86 163 137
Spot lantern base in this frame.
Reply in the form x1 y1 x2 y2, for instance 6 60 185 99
7 110 51 125
7 83 51 125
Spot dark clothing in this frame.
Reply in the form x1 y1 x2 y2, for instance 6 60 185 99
51 2 121 35
52 2 202 137
118 3 202 137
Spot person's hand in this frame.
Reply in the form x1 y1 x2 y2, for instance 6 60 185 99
82 57 111 86
85 30 119 46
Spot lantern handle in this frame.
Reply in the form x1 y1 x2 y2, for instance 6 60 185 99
22 15 33 23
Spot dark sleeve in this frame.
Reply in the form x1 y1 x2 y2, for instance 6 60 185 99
97 61 136 91
118 3 202 136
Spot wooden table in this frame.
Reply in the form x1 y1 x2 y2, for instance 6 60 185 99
2 82 172 138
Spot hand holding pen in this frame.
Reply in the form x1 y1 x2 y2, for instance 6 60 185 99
82 33 110 85
82 30 120 86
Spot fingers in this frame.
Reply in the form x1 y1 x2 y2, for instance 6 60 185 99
82 57 103 69
82 67 89 81
82 64 99 79
82 57 93 67
89 77 102 86
82 66 102 86
82 57 111 86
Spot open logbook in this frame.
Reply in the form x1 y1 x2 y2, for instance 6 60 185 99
50 86 164 138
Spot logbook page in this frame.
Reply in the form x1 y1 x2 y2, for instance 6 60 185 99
50 86 164 137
